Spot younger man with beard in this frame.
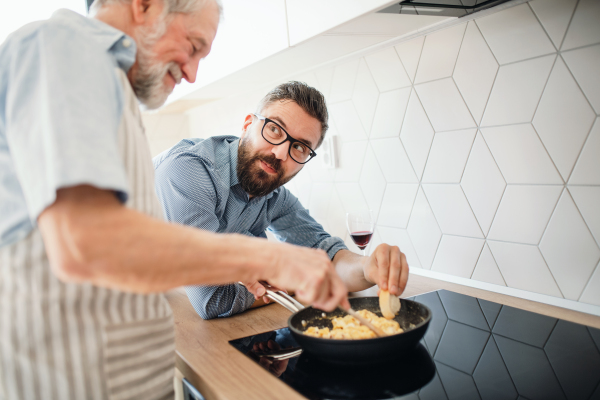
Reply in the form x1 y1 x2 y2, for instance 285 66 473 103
154 82 409 319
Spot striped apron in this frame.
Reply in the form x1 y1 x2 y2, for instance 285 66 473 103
0 69 175 400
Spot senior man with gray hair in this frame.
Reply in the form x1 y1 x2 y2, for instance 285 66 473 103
0 1 349 399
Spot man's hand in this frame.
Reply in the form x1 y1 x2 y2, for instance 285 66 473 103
241 280 286 304
364 244 409 296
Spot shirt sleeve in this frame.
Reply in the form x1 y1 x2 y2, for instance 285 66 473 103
268 188 348 260
154 151 255 319
4 24 129 221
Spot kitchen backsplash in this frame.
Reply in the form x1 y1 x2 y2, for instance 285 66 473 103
143 0 600 309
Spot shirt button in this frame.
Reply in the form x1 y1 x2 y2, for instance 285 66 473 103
122 38 132 48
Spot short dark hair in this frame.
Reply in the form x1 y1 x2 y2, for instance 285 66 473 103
256 81 329 148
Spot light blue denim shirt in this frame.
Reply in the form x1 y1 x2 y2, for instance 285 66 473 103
0 9 135 247
153 136 348 319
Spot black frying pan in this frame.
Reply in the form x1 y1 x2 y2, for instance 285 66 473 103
287 297 431 365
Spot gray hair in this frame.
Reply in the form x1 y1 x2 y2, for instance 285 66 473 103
90 0 222 17
256 81 329 148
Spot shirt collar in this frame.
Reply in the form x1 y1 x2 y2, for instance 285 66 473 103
228 138 275 201
51 9 137 72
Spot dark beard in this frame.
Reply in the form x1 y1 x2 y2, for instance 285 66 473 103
237 138 298 198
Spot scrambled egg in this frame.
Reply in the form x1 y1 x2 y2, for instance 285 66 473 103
304 310 403 339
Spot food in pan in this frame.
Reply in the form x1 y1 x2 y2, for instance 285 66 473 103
379 290 401 319
304 310 403 339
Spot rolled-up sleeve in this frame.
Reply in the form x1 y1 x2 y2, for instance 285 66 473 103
268 188 347 260
4 24 129 221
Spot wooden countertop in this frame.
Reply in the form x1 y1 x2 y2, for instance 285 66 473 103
166 274 600 400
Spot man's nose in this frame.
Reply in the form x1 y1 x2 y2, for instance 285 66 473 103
181 56 199 84
272 142 289 161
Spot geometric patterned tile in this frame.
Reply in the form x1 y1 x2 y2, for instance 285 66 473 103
328 101 368 142
351 59 379 134
487 185 563 245
482 124 563 184
563 46 600 113
472 244 507 287
453 22 499 124
477 299 503 329
415 291 448 355
400 90 435 180
407 188 443 270
422 129 476 183
530 0 578 49
570 118 600 185
544 320 600 400
488 241 563 297
334 182 369 213
415 78 476 132
394 36 425 83
434 320 490 374
359 145 386 217
415 23 467 84
326 180 346 240
308 182 334 221
370 138 418 183
590 327 600 351
418 371 448 400
532 57 596 181
561 0 600 51
364 47 411 92
481 55 555 127
329 59 360 103
461 133 506 235
435 361 482 400
376 226 422 269
370 87 411 139
493 305 557 348
473 337 518 400
334 140 368 182
570 186 600 246
423 184 484 238
494 335 567 400
439 290 490 331
539 190 600 300
314 66 335 99
580 262 600 306
475 3 556 64
431 235 485 279
377 184 419 229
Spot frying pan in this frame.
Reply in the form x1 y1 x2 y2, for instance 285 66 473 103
287 297 431 365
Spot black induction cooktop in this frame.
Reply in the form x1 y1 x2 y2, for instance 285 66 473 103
229 290 600 400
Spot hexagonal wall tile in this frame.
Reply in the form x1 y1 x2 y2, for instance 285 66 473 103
422 184 483 238
328 59 359 103
334 183 369 213
472 244 506 286
570 118 600 185
415 78 476 132
414 291 447 354
326 186 346 239
561 0 600 50
370 138 418 183
475 3 555 64
461 133 506 235
481 54 555 127
414 23 466 84
364 47 411 92
359 145 386 218
400 90 435 180
539 190 600 300
407 188 442 270
334 140 368 182
435 361 481 399
530 0 577 49
377 184 418 229
377 226 421 269
431 235 485 278
473 338 518 399
533 57 596 181
580 262 600 306
328 101 367 142
487 185 563 245
394 36 424 83
309 182 334 221
422 129 476 183
563 45 600 114
314 66 334 99
453 22 499 124
351 59 379 134
482 124 563 184
569 186 600 245
488 241 563 297
370 87 411 139
434 320 490 374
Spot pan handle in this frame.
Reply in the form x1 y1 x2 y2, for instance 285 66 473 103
237 282 302 313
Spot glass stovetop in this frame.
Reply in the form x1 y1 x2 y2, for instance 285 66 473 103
229 290 600 400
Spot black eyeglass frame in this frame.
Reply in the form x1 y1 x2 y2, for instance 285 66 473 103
254 114 317 164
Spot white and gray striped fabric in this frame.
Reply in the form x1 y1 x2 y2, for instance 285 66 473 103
0 69 175 400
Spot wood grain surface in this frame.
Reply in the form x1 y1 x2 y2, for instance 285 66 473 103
166 274 600 400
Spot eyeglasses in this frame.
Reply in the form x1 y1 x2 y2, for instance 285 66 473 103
254 114 317 164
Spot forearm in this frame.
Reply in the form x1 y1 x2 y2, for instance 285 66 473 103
39 186 272 293
332 250 373 292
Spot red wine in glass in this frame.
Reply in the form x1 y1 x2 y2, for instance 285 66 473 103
350 231 373 250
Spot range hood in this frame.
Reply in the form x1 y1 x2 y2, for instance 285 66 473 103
378 0 511 17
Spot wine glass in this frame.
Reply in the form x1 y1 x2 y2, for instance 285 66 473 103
346 210 375 256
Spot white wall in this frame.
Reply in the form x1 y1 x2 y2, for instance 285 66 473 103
146 0 600 310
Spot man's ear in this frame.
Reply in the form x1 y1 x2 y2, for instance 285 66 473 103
240 114 254 142
130 0 162 25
